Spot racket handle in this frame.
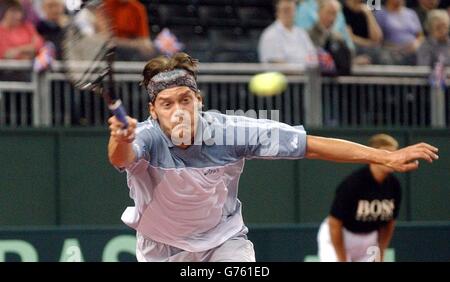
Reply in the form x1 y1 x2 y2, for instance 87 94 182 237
109 100 129 129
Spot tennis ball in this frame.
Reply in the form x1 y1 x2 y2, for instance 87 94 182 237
249 72 287 97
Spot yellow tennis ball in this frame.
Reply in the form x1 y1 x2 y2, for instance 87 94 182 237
249 72 287 97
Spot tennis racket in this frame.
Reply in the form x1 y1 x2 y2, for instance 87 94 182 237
62 0 128 128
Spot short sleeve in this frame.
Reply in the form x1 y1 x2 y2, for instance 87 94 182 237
231 116 307 159
132 130 152 162
329 180 353 221
374 10 386 31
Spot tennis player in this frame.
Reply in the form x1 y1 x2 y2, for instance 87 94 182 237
108 52 438 262
318 134 402 262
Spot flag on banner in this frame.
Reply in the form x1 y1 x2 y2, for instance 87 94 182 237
154 28 184 56
33 42 56 73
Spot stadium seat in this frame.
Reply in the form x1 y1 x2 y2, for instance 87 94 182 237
197 0 234 6
238 7 274 29
146 3 162 27
198 5 239 27
213 51 258 62
158 4 200 26
170 26 210 52
187 50 213 62
237 0 273 7
209 28 255 52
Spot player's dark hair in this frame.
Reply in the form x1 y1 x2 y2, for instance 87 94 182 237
141 52 199 95
0 0 23 20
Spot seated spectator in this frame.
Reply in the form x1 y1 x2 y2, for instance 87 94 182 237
343 0 383 64
417 9 450 66
375 0 424 65
36 0 68 59
414 0 440 33
258 0 317 67
309 0 352 75
1 0 40 24
104 0 156 61
0 0 44 60
295 0 355 51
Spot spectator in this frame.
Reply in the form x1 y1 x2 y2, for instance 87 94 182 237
0 0 44 60
104 0 156 61
375 0 424 65
295 0 355 51
258 0 317 67
414 0 440 33
309 0 352 75
343 0 383 64
36 0 68 59
417 9 450 66
1 0 40 24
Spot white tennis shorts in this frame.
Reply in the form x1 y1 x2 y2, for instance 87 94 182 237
135 230 256 262
317 218 379 262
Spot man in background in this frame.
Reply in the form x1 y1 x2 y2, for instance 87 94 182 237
318 134 402 262
36 0 68 59
258 0 317 68
295 0 354 51
309 0 352 75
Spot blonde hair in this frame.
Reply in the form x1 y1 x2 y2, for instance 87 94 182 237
368 134 399 150
425 9 450 33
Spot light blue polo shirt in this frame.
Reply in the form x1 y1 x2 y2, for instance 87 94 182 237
119 111 307 252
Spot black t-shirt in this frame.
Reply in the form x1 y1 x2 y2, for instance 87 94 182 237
36 20 64 59
330 166 402 233
343 5 369 39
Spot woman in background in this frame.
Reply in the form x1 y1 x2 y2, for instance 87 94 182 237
0 0 43 60
417 9 450 66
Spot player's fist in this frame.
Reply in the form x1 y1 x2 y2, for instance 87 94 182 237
385 142 439 172
108 116 137 143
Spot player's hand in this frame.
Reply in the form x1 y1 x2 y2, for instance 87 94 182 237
108 116 137 144
384 143 439 172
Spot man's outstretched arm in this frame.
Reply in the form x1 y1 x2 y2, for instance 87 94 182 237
305 135 439 172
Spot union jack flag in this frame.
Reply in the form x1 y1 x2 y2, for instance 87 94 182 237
154 28 184 56
429 54 447 90
317 48 336 74
33 42 56 73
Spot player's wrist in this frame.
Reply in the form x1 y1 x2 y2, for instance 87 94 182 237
373 148 392 166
